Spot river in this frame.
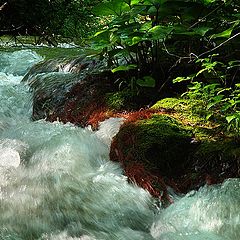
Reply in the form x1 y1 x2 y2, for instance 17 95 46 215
0 49 239 240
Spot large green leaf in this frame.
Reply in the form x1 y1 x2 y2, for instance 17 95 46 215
207 95 224 110
143 0 168 5
172 76 192 83
93 0 130 16
202 0 217 5
212 21 240 39
129 36 145 45
136 76 156 87
148 25 173 40
173 25 211 37
91 29 111 50
193 27 212 36
226 115 237 123
211 27 234 39
140 21 152 32
130 0 142 5
93 29 109 38
123 0 141 6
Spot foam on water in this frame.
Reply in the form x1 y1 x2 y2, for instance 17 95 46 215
0 120 154 240
0 50 43 76
0 49 239 240
151 179 240 240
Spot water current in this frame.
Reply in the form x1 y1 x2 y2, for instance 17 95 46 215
0 49 239 240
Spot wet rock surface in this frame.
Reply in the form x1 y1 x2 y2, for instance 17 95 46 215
24 56 112 123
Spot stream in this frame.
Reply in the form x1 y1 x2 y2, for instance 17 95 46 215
0 49 239 240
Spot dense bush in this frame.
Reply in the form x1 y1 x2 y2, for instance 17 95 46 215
0 0 101 39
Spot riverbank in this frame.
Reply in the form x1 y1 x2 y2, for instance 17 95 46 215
24 52 240 203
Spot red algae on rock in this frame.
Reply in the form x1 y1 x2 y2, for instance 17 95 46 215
110 114 194 203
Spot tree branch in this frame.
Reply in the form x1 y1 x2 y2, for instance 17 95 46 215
188 3 224 30
198 32 240 58
0 2 7 11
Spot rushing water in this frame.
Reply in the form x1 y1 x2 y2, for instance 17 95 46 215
0 49 239 240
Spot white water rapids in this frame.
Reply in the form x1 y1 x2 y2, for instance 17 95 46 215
0 49 239 240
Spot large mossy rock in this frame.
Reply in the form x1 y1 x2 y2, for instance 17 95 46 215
151 97 209 126
110 98 240 200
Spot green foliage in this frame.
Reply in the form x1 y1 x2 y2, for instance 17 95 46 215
90 0 240 95
151 97 210 125
0 0 101 41
138 114 191 139
136 76 155 87
2 0 240 135
106 90 137 110
226 112 240 135
111 64 137 73
173 54 240 135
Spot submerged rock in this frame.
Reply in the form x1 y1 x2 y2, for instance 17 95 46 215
24 56 113 123
25 56 149 127
47 71 115 126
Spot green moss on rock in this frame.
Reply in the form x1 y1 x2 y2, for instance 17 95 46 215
151 97 222 141
110 109 240 195
134 115 194 175
110 114 195 177
151 98 190 111
151 98 208 123
106 90 138 111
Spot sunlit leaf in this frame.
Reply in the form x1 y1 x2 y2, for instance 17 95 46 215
94 29 109 37
212 21 240 39
140 21 152 32
93 0 130 16
211 28 234 39
207 95 223 109
172 76 192 83
148 25 173 40
202 0 217 5
206 113 213 120
131 36 143 45
226 115 236 123
111 64 137 73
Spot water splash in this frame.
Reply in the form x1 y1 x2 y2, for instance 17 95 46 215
0 50 43 75
0 120 154 240
0 50 155 240
151 179 240 240
95 118 125 147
